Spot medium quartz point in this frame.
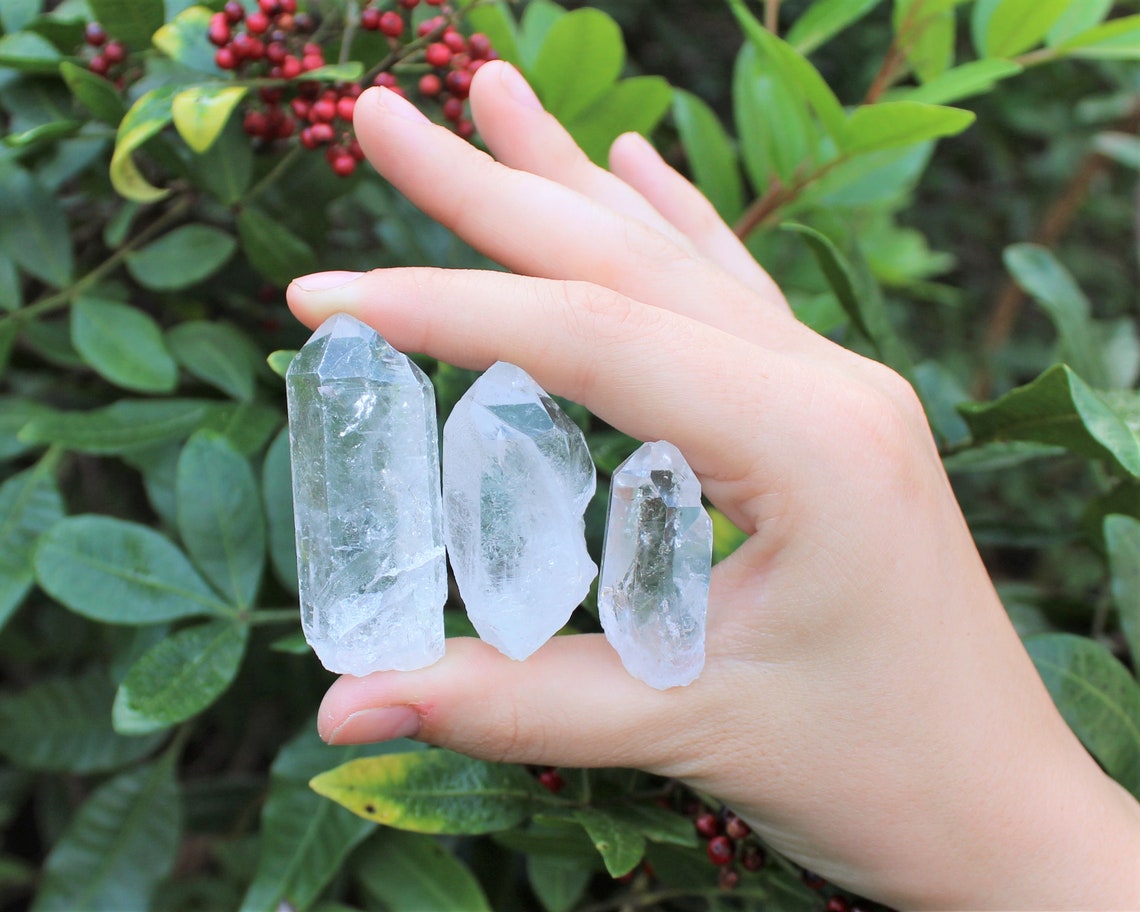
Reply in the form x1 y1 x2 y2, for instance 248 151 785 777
285 313 446 676
599 441 712 689
443 361 597 660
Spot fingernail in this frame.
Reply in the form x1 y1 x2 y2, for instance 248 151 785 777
498 62 543 112
377 87 431 124
291 270 363 292
616 131 659 159
327 706 421 745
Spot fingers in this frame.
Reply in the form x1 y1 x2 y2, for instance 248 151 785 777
319 635 695 770
609 132 790 311
287 266 808 528
351 84 801 348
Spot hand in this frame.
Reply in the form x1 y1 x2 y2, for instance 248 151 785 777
286 61 1140 910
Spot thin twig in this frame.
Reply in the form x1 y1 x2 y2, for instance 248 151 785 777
764 0 780 34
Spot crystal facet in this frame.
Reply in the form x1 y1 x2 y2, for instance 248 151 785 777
599 441 712 689
443 361 597 660
286 313 446 676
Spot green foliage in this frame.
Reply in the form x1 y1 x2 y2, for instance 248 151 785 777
1 0 1139 908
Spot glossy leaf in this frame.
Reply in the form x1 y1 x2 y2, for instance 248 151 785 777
167 321 258 401
176 430 265 608
262 427 298 594
58 60 125 125
1094 131 1140 171
671 90 744 223
0 253 19 312
190 116 253 204
33 759 180 912
569 808 644 877
71 295 178 393
237 207 317 286
528 855 591 912
126 224 236 291
35 514 231 623
733 43 812 187
788 0 882 55
844 102 975 156
113 620 248 733
0 669 163 773
567 76 672 165
517 0 566 70
903 59 1023 105
0 32 60 72
354 830 492 912
109 85 177 203
463 1 521 66
199 401 280 456
0 464 64 631
86 0 164 49
0 165 73 287
980 0 1070 58
1105 514 1140 670
1046 0 1112 46
267 349 296 378
894 0 956 83
530 8 623 123
959 364 1140 477
153 5 218 73
1026 633 1140 798
0 0 39 32
172 85 248 153
1055 15 1140 60
1003 244 1108 389
311 749 544 833
0 397 52 460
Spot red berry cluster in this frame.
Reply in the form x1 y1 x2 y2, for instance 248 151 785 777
412 20 496 140
208 0 318 77
531 765 564 793
82 22 129 81
690 805 766 890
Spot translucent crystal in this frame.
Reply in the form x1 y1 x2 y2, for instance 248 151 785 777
443 361 597 660
286 313 446 676
599 441 712 689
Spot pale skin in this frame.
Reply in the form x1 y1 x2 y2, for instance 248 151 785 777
286 61 1140 910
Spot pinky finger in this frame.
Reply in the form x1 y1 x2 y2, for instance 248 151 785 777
608 132 789 312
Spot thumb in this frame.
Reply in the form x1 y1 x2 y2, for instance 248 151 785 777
318 634 702 772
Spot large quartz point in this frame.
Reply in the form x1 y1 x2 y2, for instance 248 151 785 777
286 313 446 676
443 361 597 660
599 441 712 689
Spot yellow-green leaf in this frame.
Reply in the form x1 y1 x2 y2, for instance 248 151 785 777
110 86 178 202
172 85 248 154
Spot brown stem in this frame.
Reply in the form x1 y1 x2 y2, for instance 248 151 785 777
764 0 780 34
734 181 789 240
863 41 907 104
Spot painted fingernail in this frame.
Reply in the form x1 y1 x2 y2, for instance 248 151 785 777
498 61 543 112
326 706 421 745
291 271 363 292
377 87 431 124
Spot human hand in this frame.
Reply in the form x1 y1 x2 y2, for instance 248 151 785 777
286 62 1140 910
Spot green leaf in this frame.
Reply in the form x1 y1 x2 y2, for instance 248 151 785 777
788 0 882 55
176 430 265 608
1003 244 1108 389
1094 131 1140 171
0 32 61 72
902 59 1023 105
153 5 218 73
86 0 165 49
199 401 281 456
0 0 40 32
58 60 125 124
1026 633 1140 799
1105 514 1140 671
0 669 163 773
0 464 64 631
33 759 181 912
0 165 73 287
671 90 744 223
844 101 975 156
1055 15 1140 60
263 427 298 595
517 0 566 70
959 364 1140 476
354 830 492 912
302 62 365 82
1046 0 1112 46
568 808 644 877
527 855 591 912
530 8 623 123
980 0 1070 58
190 115 253 204
167 321 258 401
126 224 237 291
267 349 296 378
71 295 178 393
172 85 249 153
463 1 521 66
894 0 957 83
0 252 20 312
113 620 248 734
733 43 813 187
237 207 317 287
19 398 232 454
567 76 672 166
310 750 543 833
0 397 53 460
110 85 178 203
35 514 231 624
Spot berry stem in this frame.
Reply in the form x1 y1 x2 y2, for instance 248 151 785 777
240 143 304 205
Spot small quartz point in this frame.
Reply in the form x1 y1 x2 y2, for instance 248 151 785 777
443 361 597 660
286 313 446 676
599 441 712 689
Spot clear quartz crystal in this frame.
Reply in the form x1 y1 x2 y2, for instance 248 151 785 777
285 313 446 676
443 361 597 660
599 440 712 689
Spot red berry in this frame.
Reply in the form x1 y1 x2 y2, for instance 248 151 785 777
360 8 382 30
694 812 720 839
455 118 475 139
718 865 740 890
706 836 735 866
418 73 442 96
281 55 302 78
309 97 336 122
724 814 750 840
398 0 419 7
802 870 826 890
88 54 109 75
248 11 270 33
84 22 107 46
295 13 316 32
208 14 231 46
417 15 445 37
378 11 404 38
537 768 564 793
424 42 451 68
280 0 297 12
301 53 324 72
259 86 283 104
825 899 850 912
445 68 472 99
258 0 280 13
276 12 295 30
443 29 466 53
290 97 311 119
309 122 335 144
223 1 245 24
336 95 356 121
467 58 487 74
242 36 265 60
740 844 765 872
330 153 357 177
343 82 363 98
215 46 238 69
103 40 126 64
303 42 323 57
372 72 398 88
266 41 287 64
468 33 492 59
349 138 365 160
243 109 268 136
299 126 318 149
274 114 295 138
450 52 471 71
441 96 463 121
